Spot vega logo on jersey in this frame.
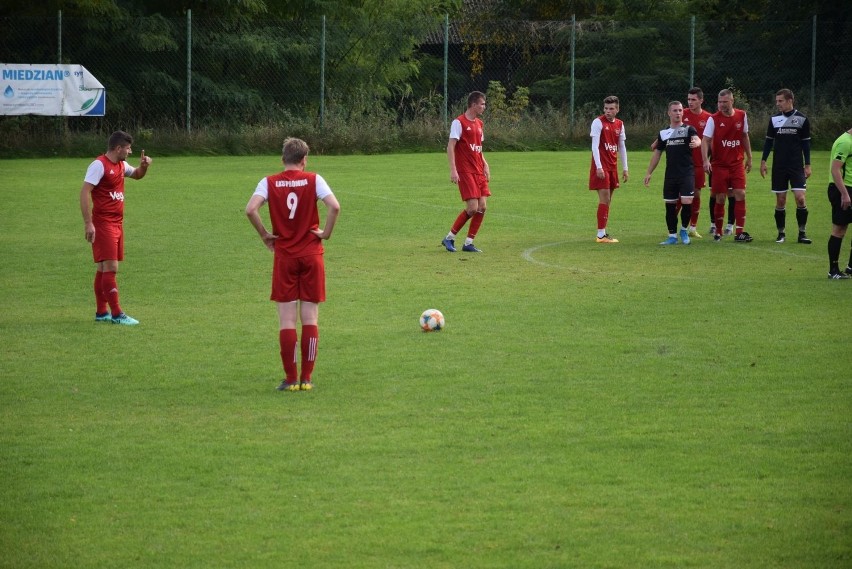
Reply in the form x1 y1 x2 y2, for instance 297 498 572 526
108 191 125 202
604 142 618 153
721 139 741 148
468 143 482 153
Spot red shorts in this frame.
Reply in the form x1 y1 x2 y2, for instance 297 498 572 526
710 165 746 195
457 172 491 201
271 253 326 303
91 220 123 262
589 165 620 191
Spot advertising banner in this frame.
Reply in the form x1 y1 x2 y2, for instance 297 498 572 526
1 64 105 116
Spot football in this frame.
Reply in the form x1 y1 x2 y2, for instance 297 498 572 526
419 309 445 332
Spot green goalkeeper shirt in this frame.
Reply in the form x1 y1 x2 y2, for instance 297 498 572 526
830 131 852 187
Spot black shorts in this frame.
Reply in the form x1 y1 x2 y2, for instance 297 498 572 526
772 168 807 192
663 176 695 202
828 184 852 226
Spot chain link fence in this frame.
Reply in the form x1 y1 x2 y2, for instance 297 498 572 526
1 12 849 141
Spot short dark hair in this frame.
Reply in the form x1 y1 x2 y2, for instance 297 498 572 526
603 95 619 106
282 137 309 165
776 88 794 101
688 87 704 100
467 91 486 107
107 130 133 150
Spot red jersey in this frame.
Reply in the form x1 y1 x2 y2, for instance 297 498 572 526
590 115 625 171
263 170 329 257
88 155 131 223
683 108 712 167
704 109 749 169
451 113 485 174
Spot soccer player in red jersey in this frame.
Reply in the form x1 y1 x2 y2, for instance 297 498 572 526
246 138 341 392
681 87 713 238
589 95 629 243
702 89 754 242
79 130 151 325
442 91 490 253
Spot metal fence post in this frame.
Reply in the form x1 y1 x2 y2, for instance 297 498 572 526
320 15 326 129
57 10 62 63
57 10 63 136
443 13 449 127
570 14 576 129
186 9 192 133
811 14 816 107
690 15 695 89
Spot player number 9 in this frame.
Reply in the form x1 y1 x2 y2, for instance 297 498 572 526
287 192 298 219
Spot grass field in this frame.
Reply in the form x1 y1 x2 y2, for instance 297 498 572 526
1 151 850 568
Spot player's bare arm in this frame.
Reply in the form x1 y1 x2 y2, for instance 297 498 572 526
643 150 662 187
743 133 753 173
245 195 278 252
311 194 341 240
80 181 96 243
701 137 712 173
447 138 459 183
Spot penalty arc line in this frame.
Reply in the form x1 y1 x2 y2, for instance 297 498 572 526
521 240 823 279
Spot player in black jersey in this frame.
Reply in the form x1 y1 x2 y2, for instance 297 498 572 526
759 89 812 244
644 101 702 245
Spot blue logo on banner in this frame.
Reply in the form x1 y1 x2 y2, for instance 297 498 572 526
81 91 105 115
3 86 13 98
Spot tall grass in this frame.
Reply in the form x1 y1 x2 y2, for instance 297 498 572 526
1 97 848 158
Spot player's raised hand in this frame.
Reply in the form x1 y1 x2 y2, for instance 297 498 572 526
139 150 152 167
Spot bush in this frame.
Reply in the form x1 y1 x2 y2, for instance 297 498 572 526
1 93 848 158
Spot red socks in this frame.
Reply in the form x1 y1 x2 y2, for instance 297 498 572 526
279 329 298 383
596 203 609 230
714 202 725 235
734 199 746 234
468 211 484 239
300 325 318 382
450 211 471 235
690 194 700 226
101 271 122 317
94 271 109 314
279 325 320 383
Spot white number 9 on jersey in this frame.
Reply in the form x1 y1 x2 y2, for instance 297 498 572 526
286 192 298 219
